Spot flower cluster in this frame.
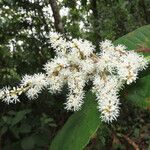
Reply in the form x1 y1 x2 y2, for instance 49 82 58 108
0 73 48 104
0 32 148 123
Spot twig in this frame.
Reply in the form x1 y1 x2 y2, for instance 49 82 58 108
135 46 150 53
120 134 140 150
110 125 140 150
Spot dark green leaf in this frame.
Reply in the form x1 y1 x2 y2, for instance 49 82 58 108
124 74 150 108
49 91 101 150
11 109 31 126
21 136 35 150
1 126 8 135
19 124 31 133
114 25 150 56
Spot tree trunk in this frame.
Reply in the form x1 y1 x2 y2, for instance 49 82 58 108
49 0 64 33
90 0 100 49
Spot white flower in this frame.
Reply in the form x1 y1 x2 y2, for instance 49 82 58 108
0 89 4 99
21 73 48 99
115 44 127 51
71 39 95 57
65 91 85 111
49 32 68 56
67 72 86 91
47 75 64 93
125 51 148 71
100 40 114 52
1 87 20 104
0 32 148 123
99 98 120 123
44 57 69 75
26 88 39 99
79 59 95 75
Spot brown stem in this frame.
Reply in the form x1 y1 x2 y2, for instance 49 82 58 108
121 134 140 150
90 0 100 49
49 0 64 33
135 46 150 53
110 126 140 150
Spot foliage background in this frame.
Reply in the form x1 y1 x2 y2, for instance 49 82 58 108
0 0 150 149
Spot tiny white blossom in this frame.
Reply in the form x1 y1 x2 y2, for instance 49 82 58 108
71 39 95 57
1 87 20 104
65 91 85 111
47 75 65 93
49 32 68 56
0 89 4 99
100 40 114 52
21 73 48 99
0 32 148 123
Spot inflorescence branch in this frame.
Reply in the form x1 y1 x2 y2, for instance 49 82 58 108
0 32 148 123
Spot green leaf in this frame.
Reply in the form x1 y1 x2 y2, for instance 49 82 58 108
2 116 12 124
11 109 31 126
21 136 35 150
1 126 8 135
19 124 31 133
114 25 150 108
114 25 150 56
10 126 20 139
124 74 150 108
49 91 101 150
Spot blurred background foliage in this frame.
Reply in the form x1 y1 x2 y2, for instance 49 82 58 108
0 0 150 149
